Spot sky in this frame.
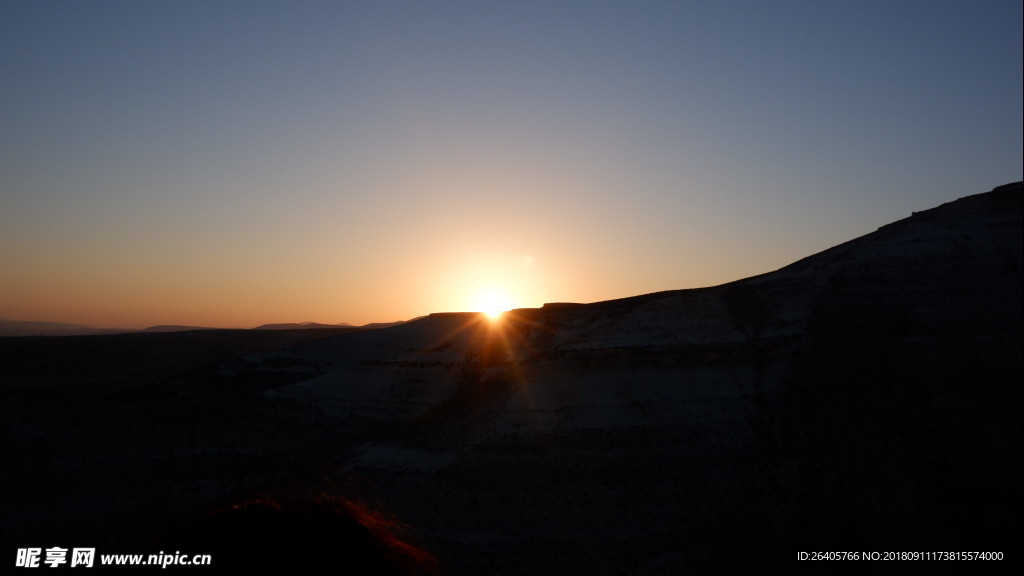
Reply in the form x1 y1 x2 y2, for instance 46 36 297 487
1 0 1021 329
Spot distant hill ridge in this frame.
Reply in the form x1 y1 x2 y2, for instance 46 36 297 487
253 322 355 330
143 325 219 333
0 320 129 337
2 318 416 337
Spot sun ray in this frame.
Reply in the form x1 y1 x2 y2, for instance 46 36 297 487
471 287 513 321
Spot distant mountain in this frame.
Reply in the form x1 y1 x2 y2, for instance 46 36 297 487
253 320 414 331
142 325 220 333
0 322 220 336
253 321 355 330
1 319 412 337
0 320 129 337
360 319 418 330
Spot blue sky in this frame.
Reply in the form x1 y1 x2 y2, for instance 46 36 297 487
1 0 1021 327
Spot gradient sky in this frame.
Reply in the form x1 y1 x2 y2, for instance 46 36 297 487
2 0 1021 328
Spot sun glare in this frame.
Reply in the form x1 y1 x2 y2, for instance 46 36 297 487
472 288 513 321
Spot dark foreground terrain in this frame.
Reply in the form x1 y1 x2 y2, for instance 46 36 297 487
3 183 1021 574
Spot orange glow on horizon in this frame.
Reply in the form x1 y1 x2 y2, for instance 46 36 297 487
471 286 514 321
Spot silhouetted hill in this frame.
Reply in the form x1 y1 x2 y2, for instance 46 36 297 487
3 182 1020 575
254 320 413 330
254 321 355 330
142 324 219 333
0 320 129 337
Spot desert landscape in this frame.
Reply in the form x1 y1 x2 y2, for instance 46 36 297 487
3 182 1020 573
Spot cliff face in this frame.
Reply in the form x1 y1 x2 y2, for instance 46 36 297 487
261 182 1021 573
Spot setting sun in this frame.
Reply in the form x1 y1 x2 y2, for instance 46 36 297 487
472 287 514 320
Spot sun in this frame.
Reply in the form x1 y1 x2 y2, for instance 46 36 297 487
472 287 514 321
